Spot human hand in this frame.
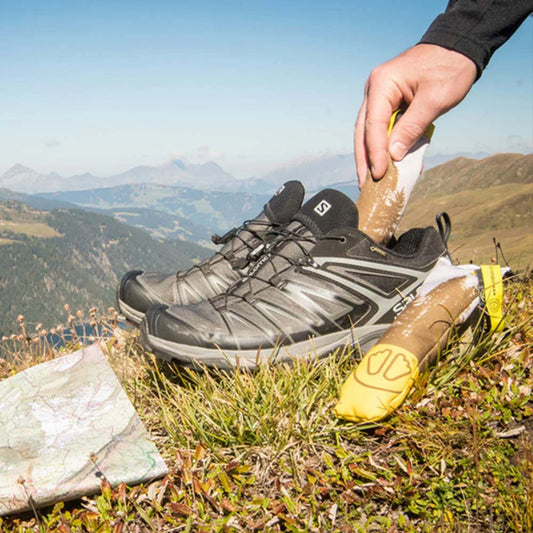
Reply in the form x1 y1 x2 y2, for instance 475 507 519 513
354 43 477 187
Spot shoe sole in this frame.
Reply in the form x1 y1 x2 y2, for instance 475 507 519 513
140 321 388 371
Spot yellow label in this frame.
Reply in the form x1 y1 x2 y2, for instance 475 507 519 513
334 344 419 423
387 109 402 137
387 108 435 139
480 265 505 332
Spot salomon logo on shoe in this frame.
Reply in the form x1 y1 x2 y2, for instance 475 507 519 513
314 200 331 216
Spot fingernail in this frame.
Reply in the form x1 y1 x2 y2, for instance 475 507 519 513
390 141 407 161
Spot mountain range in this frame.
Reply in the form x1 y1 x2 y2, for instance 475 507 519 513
38 184 273 242
0 181 360 248
0 150 496 195
0 184 239 248
1 151 531 257
0 160 238 194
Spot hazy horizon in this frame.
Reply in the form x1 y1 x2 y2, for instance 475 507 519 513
5 148 531 184
1 1 532 179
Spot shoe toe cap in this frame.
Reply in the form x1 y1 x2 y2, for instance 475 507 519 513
144 304 200 345
118 270 155 314
145 302 239 349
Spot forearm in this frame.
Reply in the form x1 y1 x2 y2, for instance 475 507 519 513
420 0 533 77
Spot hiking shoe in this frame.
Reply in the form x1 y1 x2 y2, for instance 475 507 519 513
117 181 305 325
140 188 451 370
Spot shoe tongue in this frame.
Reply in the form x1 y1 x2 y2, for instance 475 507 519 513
294 188 358 237
264 180 305 224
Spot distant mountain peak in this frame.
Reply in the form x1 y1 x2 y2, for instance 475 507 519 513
5 163 35 175
171 159 186 169
198 161 222 171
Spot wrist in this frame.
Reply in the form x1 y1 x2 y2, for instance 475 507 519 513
417 38 482 80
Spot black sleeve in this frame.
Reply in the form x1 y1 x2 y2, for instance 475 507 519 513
419 0 533 77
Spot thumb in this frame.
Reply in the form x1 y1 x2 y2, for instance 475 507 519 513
389 97 439 161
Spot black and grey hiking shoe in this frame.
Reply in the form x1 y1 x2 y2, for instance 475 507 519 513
117 181 305 325
140 188 452 370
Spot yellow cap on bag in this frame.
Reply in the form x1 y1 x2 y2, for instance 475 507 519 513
334 344 419 423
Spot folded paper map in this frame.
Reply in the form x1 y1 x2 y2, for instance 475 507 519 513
0 343 168 516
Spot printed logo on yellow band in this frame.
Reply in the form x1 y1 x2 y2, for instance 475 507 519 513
387 108 435 140
480 265 504 332
334 344 420 423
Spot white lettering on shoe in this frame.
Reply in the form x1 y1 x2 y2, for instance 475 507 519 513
392 292 417 316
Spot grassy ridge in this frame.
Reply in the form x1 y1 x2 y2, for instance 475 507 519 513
400 154 533 268
1 276 531 532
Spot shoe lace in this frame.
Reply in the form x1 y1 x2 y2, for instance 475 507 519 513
179 219 284 279
218 219 286 269
219 226 321 308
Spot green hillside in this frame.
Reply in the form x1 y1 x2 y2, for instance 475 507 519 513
0 201 210 335
400 153 533 268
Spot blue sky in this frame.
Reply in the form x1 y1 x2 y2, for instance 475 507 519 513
1 0 531 178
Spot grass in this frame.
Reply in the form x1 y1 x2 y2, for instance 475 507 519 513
0 276 532 532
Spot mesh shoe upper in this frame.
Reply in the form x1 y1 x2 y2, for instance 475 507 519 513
117 180 305 323
143 189 449 357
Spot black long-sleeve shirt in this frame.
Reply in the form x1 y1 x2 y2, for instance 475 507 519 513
419 0 533 77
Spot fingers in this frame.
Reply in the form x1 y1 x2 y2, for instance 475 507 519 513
361 68 403 181
355 44 477 183
389 93 439 160
354 92 369 188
